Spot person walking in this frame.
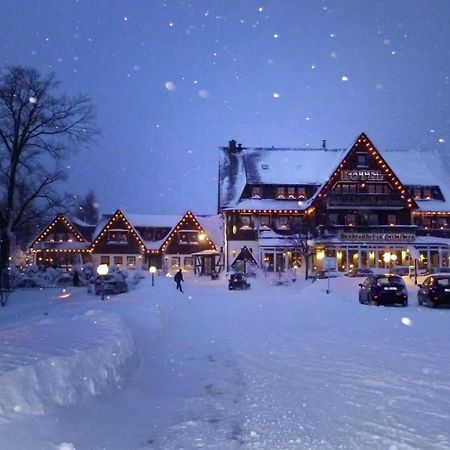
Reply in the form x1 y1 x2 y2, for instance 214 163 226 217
174 268 184 293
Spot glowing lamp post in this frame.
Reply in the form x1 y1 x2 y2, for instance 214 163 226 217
97 263 109 300
149 265 157 287
383 252 397 273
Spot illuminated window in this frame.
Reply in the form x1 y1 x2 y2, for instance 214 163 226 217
424 187 431 199
277 216 290 230
345 214 356 226
114 256 123 266
184 257 193 269
251 186 262 199
127 256 136 267
414 187 421 199
100 256 110 265
297 187 306 199
260 215 270 228
107 230 128 244
240 216 252 230
276 187 285 199
287 187 296 199
387 214 397 226
171 257 180 268
178 230 199 244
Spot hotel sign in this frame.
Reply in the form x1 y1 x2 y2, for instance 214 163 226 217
341 170 384 181
340 232 415 242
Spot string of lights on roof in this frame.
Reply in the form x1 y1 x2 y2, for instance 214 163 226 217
317 134 416 209
237 210 305 214
161 211 215 253
90 210 146 253
32 214 86 247
413 211 450 216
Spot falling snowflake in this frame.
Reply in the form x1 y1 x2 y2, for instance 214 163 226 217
273 92 280 98
341 76 349 82
401 317 412 326
165 81 176 91
438 138 445 143
198 89 209 98
29 97 37 104
273 33 279 39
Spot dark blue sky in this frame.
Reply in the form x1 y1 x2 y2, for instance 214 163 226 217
1 0 449 215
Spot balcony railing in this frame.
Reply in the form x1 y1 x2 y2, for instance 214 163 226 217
326 193 405 207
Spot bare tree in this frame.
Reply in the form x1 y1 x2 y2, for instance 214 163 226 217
0 66 98 302
289 222 319 280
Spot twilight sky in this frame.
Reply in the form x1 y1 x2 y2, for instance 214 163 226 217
1 0 449 216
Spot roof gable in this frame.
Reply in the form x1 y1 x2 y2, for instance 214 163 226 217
90 209 147 253
160 211 217 253
314 132 416 209
30 213 89 249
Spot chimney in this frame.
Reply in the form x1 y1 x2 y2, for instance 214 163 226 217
322 139 327 150
228 139 243 153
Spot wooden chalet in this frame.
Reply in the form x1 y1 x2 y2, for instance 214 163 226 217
89 209 224 275
219 133 450 273
29 214 95 269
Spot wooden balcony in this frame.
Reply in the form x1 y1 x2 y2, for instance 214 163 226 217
326 193 405 208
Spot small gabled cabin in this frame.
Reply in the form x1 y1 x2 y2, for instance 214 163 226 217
29 214 95 269
160 211 224 275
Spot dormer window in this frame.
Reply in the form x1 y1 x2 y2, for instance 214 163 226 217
387 214 397 226
251 186 262 199
297 187 306 200
424 187 431 200
260 215 270 229
240 215 252 230
276 187 285 199
356 153 368 168
178 230 199 244
277 216 290 230
107 230 129 244
414 187 421 199
287 187 296 199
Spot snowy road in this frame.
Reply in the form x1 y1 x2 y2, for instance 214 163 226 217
1 274 450 449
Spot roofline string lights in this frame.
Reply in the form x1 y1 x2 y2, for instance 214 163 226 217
160 211 216 253
31 214 86 248
317 134 416 209
89 210 147 253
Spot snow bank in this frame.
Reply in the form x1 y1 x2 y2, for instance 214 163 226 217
0 309 136 423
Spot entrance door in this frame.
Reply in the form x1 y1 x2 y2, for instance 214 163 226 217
203 256 213 275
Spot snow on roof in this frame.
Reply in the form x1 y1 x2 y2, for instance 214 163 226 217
69 216 96 228
122 212 180 228
196 214 224 249
220 143 450 212
243 148 345 185
224 198 312 211
382 148 450 211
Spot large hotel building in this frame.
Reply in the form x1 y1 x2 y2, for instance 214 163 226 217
219 133 450 274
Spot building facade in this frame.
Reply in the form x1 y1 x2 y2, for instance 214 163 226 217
219 133 450 273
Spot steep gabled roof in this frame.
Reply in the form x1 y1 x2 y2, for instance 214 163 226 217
30 213 91 249
160 211 217 253
312 133 416 209
89 209 147 253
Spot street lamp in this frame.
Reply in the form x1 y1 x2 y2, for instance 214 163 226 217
149 265 157 287
383 252 397 273
97 263 109 300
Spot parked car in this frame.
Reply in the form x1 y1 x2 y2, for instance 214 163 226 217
228 273 250 290
394 267 409 276
418 275 450 308
345 268 374 277
416 267 450 285
314 270 339 279
94 275 128 296
359 274 408 307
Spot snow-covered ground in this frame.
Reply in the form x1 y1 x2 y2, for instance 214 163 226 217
1 272 450 450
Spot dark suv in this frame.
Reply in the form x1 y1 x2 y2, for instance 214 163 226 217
228 273 250 290
359 274 408 307
94 275 128 296
418 275 450 308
